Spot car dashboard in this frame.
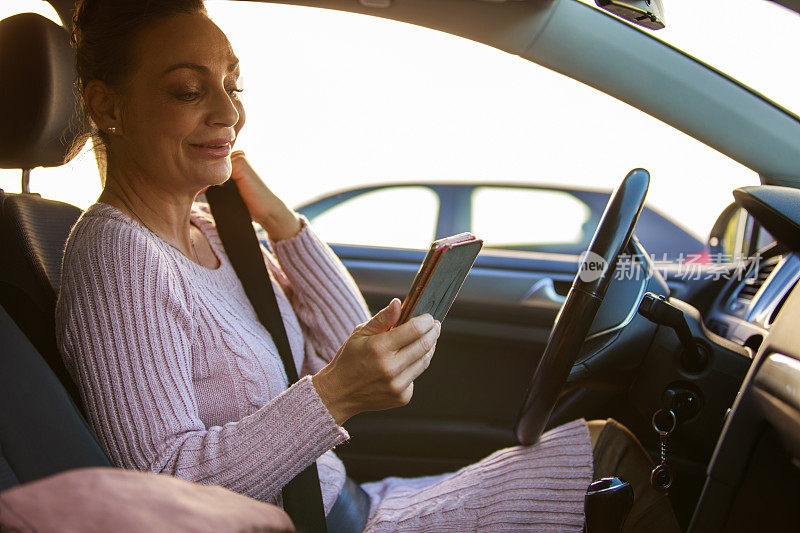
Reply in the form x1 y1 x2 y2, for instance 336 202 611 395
705 246 800 355
686 185 800 530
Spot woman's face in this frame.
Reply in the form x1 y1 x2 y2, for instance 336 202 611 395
111 13 244 193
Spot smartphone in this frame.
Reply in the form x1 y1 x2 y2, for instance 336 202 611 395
397 233 483 325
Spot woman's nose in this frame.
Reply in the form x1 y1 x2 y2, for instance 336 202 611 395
233 97 246 136
208 87 239 128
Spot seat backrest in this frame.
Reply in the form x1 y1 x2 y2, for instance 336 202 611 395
0 12 86 404
2 192 83 294
0 9 111 493
0 190 84 405
0 301 110 492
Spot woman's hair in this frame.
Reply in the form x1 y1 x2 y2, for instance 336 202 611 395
69 0 208 181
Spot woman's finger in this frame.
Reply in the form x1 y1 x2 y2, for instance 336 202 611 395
358 299 402 336
379 313 436 352
228 153 248 182
395 345 436 389
394 321 440 368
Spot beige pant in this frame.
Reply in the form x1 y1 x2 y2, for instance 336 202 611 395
591 418 681 533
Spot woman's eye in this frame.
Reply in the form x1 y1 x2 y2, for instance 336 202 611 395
175 91 201 102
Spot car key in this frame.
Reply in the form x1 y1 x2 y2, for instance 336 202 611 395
650 409 676 492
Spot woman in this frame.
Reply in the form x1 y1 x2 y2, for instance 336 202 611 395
55 0 676 531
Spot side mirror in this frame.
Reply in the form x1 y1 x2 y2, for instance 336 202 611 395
708 202 776 263
708 203 745 261
595 0 666 30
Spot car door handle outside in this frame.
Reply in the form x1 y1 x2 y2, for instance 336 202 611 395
521 278 567 309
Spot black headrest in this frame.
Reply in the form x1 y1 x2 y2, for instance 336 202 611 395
0 13 79 169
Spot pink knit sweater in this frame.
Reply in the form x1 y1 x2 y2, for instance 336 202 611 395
56 201 594 531
56 202 367 513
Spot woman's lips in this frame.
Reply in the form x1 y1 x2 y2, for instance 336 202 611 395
189 141 232 159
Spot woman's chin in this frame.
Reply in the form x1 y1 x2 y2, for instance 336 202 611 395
211 172 231 186
196 160 233 187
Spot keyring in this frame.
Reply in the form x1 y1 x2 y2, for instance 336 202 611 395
651 409 677 436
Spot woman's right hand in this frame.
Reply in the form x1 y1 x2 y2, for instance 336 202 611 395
312 298 441 425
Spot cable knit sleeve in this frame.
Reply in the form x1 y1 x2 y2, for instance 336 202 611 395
55 215 347 502
265 215 371 375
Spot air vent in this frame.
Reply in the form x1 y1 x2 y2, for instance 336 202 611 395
737 256 782 303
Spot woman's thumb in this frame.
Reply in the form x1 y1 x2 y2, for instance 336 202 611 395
359 298 401 336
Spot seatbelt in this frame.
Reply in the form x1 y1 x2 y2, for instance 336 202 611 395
206 180 327 533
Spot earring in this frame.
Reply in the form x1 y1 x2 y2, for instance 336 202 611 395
108 126 117 134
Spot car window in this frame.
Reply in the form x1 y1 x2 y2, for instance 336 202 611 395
471 187 590 252
309 187 439 249
203 1 757 262
0 140 102 209
0 1 59 24
2 1 761 260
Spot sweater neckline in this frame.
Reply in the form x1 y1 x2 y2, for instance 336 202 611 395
88 202 240 290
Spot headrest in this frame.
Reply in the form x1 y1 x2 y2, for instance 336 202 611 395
0 13 79 169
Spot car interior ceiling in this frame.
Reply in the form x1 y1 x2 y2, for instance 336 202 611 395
3 2 800 532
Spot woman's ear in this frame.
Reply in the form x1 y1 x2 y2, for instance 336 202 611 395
84 80 122 135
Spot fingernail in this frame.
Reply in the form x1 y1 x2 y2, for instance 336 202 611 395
435 320 442 331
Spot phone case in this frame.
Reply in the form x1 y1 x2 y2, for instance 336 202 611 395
398 234 473 324
398 245 445 325
398 235 482 324
398 241 441 324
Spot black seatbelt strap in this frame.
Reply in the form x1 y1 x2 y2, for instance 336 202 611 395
206 180 327 533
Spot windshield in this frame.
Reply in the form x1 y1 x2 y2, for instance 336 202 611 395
582 0 800 117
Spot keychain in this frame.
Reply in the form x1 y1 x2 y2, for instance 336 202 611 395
650 409 676 492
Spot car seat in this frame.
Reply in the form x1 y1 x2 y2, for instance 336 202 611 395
0 300 110 492
0 9 107 492
0 12 85 406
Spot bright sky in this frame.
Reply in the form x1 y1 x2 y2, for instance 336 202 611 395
1 0 798 244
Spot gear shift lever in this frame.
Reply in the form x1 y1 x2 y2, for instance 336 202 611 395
584 477 634 533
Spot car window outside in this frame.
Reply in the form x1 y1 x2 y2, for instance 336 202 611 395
1 1 760 261
204 1 757 260
310 186 439 249
471 187 590 250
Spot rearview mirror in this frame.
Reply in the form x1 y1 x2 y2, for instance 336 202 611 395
595 0 666 30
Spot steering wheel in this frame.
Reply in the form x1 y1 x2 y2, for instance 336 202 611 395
515 168 650 445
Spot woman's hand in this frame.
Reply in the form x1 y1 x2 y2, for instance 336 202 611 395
229 150 302 241
312 298 442 425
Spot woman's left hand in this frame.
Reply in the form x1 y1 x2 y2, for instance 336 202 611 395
229 150 302 241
